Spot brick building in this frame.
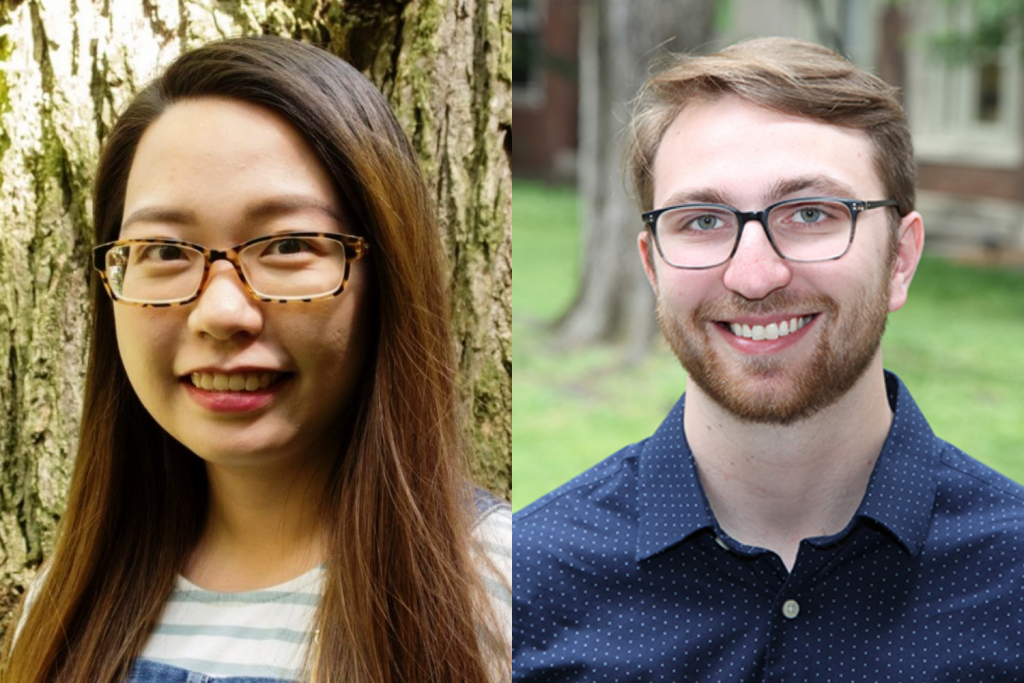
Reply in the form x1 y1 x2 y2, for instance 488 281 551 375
512 0 1024 252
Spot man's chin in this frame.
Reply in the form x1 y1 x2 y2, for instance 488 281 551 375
689 367 831 426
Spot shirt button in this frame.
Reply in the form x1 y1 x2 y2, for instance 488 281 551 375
782 599 800 619
715 536 729 550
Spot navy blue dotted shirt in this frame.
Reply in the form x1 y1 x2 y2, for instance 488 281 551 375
514 372 1024 681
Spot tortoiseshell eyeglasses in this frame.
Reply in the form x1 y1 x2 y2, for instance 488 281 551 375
92 232 369 307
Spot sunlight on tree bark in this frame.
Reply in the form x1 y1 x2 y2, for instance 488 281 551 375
0 0 510 633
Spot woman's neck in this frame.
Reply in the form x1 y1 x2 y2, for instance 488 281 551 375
184 460 328 592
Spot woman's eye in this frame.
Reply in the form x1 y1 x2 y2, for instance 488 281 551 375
138 244 188 261
266 238 316 256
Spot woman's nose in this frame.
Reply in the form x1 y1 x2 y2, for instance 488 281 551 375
186 261 264 340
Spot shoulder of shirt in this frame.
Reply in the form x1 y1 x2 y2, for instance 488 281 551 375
474 502 511 537
937 438 1024 506
513 438 646 525
474 503 511 565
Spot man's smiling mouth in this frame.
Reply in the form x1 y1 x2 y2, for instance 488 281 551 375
723 314 815 341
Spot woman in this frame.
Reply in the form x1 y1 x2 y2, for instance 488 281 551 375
1 36 511 683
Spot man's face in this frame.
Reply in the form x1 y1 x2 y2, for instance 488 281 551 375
640 95 918 425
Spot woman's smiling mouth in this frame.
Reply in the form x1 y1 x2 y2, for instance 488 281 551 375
188 371 283 392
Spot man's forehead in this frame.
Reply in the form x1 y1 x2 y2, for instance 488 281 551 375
650 95 882 209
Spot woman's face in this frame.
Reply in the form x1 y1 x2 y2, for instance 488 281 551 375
114 97 371 469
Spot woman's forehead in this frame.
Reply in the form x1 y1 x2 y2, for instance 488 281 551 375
121 98 343 240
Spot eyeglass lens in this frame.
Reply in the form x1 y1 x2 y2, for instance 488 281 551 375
104 235 348 304
653 199 854 268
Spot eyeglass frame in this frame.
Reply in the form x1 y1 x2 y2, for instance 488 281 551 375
641 196 900 270
92 231 370 307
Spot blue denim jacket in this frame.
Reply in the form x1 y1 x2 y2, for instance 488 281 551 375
127 659 295 683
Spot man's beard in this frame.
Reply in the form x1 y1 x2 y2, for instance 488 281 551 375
657 277 891 426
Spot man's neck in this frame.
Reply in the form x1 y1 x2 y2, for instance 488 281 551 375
684 360 894 571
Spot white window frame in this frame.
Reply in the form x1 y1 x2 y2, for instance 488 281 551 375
906 1 1023 168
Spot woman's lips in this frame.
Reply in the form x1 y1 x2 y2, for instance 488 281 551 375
189 371 280 391
181 372 290 413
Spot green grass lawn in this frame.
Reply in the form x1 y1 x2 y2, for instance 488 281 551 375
513 179 1024 510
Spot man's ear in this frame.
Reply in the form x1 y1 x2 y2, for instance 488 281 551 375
638 231 659 295
888 211 925 313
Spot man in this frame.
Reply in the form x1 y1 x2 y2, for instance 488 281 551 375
514 38 1024 681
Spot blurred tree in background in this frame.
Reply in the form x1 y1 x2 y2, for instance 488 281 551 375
552 0 716 362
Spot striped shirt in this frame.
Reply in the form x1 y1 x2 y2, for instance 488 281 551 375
137 503 512 680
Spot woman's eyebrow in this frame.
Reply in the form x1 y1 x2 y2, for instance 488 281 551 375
243 196 343 224
120 207 197 234
119 197 343 236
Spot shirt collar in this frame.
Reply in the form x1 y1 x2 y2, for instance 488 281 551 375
635 394 714 561
852 371 939 557
635 371 940 562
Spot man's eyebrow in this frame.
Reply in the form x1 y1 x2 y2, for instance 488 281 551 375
656 176 862 211
658 188 730 208
766 176 859 202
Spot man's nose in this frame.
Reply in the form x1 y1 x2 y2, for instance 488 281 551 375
186 261 264 340
721 220 793 300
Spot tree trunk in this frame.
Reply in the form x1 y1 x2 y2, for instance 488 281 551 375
554 0 715 361
0 0 511 633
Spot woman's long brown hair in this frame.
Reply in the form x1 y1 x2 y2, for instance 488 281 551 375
1 36 508 683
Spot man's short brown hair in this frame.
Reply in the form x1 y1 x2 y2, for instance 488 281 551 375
625 37 915 222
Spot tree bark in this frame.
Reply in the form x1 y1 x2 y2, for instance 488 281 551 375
0 0 511 633
554 0 715 361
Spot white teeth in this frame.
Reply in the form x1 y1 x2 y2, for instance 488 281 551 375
190 372 278 392
727 315 812 341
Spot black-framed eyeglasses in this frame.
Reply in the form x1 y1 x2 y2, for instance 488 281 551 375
92 232 369 307
641 197 899 269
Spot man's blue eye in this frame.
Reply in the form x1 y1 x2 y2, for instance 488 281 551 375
689 215 724 231
796 208 824 222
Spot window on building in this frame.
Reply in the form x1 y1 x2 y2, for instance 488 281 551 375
977 60 1001 123
513 0 544 106
907 2 1021 167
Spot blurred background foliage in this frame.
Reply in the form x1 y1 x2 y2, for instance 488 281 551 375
512 0 1024 509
